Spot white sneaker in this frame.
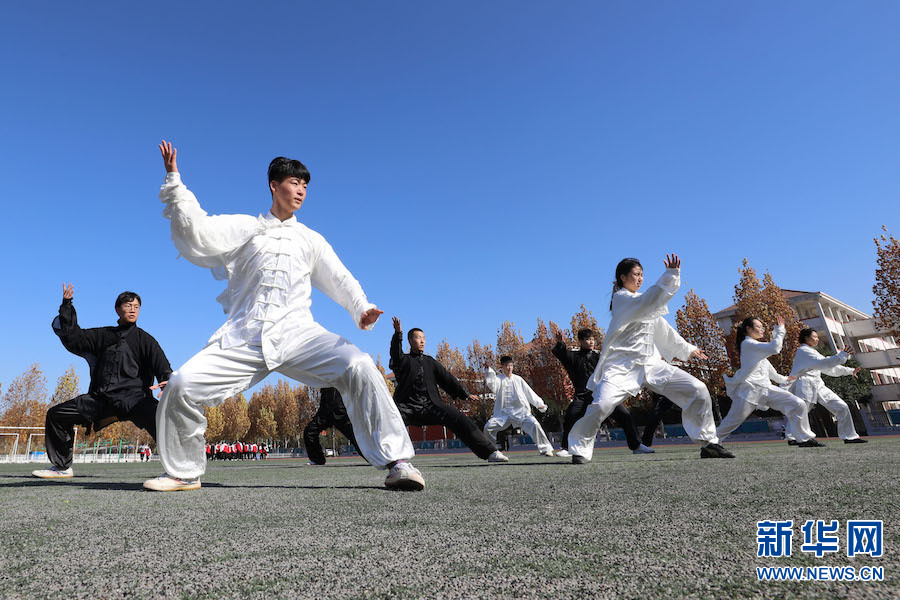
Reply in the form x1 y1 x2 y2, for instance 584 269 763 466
540 449 555 457
143 475 201 492
488 450 509 463
633 444 655 454
32 466 73 479
384 461 425 491
555 449 572 458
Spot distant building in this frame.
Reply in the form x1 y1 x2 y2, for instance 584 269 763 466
713 290 900 427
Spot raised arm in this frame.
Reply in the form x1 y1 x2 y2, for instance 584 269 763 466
551 330 575 369
157 140 257 273
484 367 501 394
388 319 408 372
51 283 103 357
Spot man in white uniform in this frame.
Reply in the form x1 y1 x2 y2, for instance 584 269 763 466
143 141 422 491
483 357 555 456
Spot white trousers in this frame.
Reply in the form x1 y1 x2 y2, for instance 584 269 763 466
717 385 814 442
483 414 553 453
786 388 859 441
567 361 718 461
156 323 414 480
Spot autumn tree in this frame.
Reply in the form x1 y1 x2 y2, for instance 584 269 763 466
0 363 48 429
272 380 300 445
675 290 729 421
873 226 900 337
205 405 225 441
255 407 278 442
220 394 250 441
247 385 278 442
569 304 605 350
49 366 80 407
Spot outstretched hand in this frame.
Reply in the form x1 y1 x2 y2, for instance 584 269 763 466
467 394 480 402
392 315 402 333
554 329 564 344
853 367 862 377
159 140 178 173
62 283 74 300
150 381 168 398
360 307 384 329
691 348 708 361
663 253 681 269
776 315 785 327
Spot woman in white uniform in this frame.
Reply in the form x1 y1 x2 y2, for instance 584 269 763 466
785 329 867 444
718 317 823 447
567 255 733 463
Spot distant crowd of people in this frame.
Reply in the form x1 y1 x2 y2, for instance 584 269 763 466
206 442 269 461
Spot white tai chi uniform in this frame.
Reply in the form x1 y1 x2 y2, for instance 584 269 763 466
156 172 414 480
567 268 719 461
786 346 860 441
718 325 814 442
483 368 553 454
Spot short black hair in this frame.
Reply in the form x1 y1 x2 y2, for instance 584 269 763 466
798 328 816 344
500 355 513 365
115 291 141 310
268 157 310 192
577 328 594 341
407 328 424 342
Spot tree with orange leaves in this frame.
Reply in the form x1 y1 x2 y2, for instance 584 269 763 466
220 394 250 442
675 290 729 420
873 226 900 337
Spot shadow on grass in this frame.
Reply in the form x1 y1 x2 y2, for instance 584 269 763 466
0 480 390 492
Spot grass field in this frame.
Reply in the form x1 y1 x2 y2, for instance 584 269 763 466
1 437 897 600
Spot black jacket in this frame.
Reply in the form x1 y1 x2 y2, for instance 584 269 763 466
551 341 600 396
389 331 469 412
52 299 172 414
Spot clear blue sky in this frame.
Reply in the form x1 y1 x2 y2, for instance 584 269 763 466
1 1 897 395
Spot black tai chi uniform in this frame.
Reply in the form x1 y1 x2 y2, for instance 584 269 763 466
551 341 641 451
46 298 172 469
303 387 365 465
641 393 678 447
390 331 496 459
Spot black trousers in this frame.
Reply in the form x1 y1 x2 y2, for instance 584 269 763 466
399 401 496 460
45 394 157 469
641 394 678 447
303 409 364 465
562 392 641 451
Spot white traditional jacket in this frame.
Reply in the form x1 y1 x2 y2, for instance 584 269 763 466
484 368 547 421
160 172 375 369
724 324 788 406
587 268 697 396
788 346 854 404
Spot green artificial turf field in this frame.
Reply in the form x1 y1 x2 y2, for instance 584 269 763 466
1 438 896 599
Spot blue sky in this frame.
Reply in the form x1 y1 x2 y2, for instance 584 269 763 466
1 1 897 395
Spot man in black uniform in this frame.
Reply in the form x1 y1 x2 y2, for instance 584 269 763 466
390 317 508 463
551 328 654 456
32 283 172 479
303 387 365 465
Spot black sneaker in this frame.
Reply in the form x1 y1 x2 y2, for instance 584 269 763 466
571 455 587 465
798 439 826 447
787 440 798 446
844 438 868 444
700 443 735 458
